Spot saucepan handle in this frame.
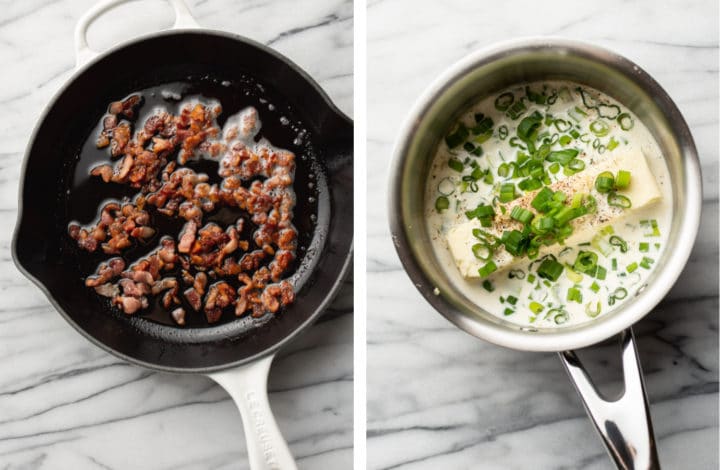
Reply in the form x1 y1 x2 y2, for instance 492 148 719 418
74 0 200 67
209 354 298 470
559 328 660 470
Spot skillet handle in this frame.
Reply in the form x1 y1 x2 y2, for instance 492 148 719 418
74 0 200 67
209 355 298 470
559 328 660 470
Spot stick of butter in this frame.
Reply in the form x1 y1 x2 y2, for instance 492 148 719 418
446 148 662 278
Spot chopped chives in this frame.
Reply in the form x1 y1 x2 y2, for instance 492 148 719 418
626 262 638 273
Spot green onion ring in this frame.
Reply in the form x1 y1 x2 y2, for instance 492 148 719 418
617 113 634 131
437 177 455 196
494 92 515 111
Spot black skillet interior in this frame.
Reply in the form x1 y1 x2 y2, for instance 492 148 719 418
13 31 353 372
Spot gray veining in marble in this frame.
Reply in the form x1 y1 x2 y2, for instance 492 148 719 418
0 0 352 468
367 0 718 468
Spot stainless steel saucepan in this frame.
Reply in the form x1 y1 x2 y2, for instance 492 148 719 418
388 38 701 469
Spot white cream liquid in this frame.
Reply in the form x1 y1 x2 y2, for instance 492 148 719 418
426 81 672 327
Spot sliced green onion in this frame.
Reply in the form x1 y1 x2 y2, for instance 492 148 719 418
626 262 638 273
472 243 493 261
554 311 569 324
435 196 449 212
567 286 583 303
639 242 650 252
596 266 607 280
508 269 525 280
518 177 543 191
595 171 615 193
530 187 554 212
502 230 528 256
612 258 618 270
615 170 631 189
497 162 510 178
598 104 621 119
589 119 610 137
568 159 585 172
640 256 654 269
641 219 661 237
613 287 628 300
591 234 613 257
510 206 534 225
585 301 601 318
478 261 498 278
506 98 527 120
531 216 555 234
565 265 583 283
503 307 514 316
507 295 518 305
537 258 564 281
617 113 634 131
549 162 560 174
527 273 536 284
465 204 495 220
608 192 631 209
499 183 517 203
463 142 475 152
529 301 544 314
607 137 619 151
559 135 572 146
498 124 509 140
494 92 514 111
573 250 598 274
609 235 628 253
482 280 494 292
590 281 600 293
517 111 543 150
554 119 571 132
546 149 580 165
448 158 464 172
445 124 468 148
437 177 455 196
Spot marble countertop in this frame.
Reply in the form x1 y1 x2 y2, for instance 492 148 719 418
367 0 718 468
0 1 352 469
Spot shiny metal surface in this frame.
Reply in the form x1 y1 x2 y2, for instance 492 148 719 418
388 38 701 469
389 37 702 352
560 329 660 470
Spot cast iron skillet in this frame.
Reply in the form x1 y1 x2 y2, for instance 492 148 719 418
11 1 352 469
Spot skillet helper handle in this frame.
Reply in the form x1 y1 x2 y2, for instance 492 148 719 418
74 0 199 67
559 328 660 470
209 355 298 470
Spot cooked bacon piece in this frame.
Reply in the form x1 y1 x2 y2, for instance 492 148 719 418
110 122 132 157
204 281 235 323
193 272 208 296
85 257 125 287
184 287 202 311
177 103 221 164
178 220 197 253
187 223 239 269
69 202 153 254
91 164 114 183
113 295 148 315
261 281 295 313
171 307 186 325
94 283 119 298
108 94 142 119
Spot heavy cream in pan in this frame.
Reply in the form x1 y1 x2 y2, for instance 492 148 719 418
426 81 672 327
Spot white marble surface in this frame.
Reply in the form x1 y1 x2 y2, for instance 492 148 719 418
0 1 352 469
367 0 718 468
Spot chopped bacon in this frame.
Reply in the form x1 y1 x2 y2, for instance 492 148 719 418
80 100 299 323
